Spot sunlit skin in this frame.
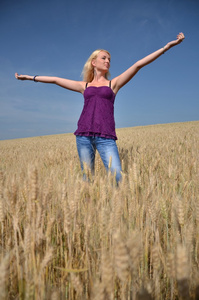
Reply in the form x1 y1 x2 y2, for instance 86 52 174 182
92 51 111 75
15 32 185 95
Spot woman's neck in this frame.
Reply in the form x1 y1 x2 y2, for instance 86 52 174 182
92 69 108 82
92 74 108 84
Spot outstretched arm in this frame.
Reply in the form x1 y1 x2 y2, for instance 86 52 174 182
15 73 85 94
112 32 185 94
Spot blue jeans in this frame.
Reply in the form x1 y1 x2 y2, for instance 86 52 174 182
76 136 122 183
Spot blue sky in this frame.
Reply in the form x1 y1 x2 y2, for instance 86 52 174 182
0 0 198 140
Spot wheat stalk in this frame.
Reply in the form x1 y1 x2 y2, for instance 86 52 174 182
0 122 198 299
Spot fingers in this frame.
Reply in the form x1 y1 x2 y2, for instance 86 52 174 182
177 32 185 41
15 73 24 80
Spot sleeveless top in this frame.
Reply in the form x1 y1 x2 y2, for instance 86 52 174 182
74 81 117 140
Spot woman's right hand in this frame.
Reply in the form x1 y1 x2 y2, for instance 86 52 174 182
15 73 32 80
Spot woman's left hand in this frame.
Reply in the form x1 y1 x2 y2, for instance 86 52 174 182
167 32 185 49
176 32 185 44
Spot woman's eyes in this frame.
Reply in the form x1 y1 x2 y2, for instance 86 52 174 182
102 57 111 61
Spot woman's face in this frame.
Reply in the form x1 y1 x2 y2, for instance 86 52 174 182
92 51 111 73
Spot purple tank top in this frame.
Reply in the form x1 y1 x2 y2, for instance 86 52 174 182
74 82 117 140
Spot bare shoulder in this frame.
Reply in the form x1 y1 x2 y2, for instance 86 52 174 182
56 79 86 93
79 81 87 93
110 77 120 95
70 80 86 93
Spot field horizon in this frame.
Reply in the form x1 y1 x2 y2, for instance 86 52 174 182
1 120 198 142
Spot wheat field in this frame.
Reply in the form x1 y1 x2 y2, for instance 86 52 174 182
0 121 199 299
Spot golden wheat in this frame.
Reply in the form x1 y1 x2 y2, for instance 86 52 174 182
0 121 198 299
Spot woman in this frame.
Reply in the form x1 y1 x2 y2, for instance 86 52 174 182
15 32 185 184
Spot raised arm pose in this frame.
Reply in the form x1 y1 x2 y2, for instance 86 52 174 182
15 32 185 184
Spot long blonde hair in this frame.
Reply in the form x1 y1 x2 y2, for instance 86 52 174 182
82 49 111 82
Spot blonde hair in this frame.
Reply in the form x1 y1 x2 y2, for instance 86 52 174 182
82 49 111 82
